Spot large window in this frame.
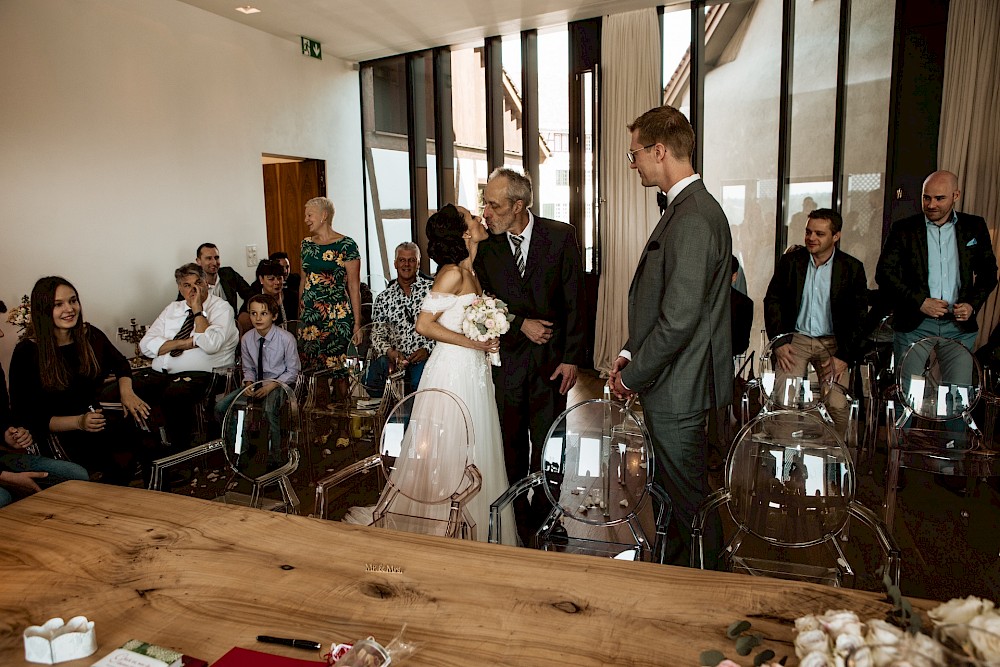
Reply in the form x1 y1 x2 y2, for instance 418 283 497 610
782 0 841 249
663 0 895 353
698 0 780 346
451 44 490 215
537 28 570 226
500 34 524 173
362 56 410 282
839 0 894 284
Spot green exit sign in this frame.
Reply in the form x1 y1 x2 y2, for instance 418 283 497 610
301 36 322 60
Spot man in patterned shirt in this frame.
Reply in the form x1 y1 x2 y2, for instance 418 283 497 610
366 242 435 396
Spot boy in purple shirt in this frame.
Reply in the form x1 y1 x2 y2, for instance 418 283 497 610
215 294 300 468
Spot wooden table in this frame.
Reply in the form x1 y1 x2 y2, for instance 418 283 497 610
0 482 922 666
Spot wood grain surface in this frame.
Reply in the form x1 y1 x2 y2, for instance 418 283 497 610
0 482 930 666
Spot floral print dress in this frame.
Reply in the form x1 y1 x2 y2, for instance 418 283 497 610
299 235 360 373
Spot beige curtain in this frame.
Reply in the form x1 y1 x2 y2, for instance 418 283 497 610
937 0 1000 347
593 8 663 374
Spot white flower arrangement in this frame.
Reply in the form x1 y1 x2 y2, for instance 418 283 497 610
6 294 30 329
703 595 1000 667
787 596 1000 667
461 295 513 366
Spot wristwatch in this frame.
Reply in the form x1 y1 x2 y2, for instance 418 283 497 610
192 311 205 318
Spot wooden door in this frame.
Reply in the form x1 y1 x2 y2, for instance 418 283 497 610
262 158 325 277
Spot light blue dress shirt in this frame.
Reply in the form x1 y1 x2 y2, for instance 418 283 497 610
795 249 835 337
926 211 960 305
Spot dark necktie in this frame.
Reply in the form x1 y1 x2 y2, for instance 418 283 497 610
256 336 265 383
169 310 195 357
511 234 525 277
657 191 669 213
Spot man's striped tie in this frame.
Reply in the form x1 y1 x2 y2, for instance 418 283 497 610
169 310 195 357
511 234 525 277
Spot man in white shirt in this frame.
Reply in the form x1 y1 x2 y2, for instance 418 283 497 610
139 263 239 449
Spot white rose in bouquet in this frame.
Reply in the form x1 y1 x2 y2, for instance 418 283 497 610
796 629 830 658
968 612 1000 663
822 610 864 641
929 596 995 644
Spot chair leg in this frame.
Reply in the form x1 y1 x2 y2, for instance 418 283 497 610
884 448 901 530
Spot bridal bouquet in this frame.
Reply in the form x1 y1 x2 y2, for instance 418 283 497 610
462 295 513 366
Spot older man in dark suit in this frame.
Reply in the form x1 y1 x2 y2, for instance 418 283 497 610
876 170 997 366
609 105 732 568
475 167 586 545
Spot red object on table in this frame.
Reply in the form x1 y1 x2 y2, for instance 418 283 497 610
211 647 326 667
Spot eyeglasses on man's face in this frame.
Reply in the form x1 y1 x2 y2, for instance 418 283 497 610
626 143 656 164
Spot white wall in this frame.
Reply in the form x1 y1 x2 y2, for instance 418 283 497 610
0 0 363 370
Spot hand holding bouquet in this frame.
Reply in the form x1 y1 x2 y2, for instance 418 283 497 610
462 295 513 366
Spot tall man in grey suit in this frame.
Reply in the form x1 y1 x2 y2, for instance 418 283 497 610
609 105 732 568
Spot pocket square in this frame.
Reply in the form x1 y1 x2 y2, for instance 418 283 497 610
647 241 660 252
967 238 978 247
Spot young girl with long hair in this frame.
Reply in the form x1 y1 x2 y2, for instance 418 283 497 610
8 277 151 484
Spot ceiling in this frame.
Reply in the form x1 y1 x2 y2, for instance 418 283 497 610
177 0 665 63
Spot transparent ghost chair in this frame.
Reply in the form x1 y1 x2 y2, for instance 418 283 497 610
857 314 896 474
313 388 481 540
748 333 861 459
149 379 301 513
490 395 670 562
692 410 900 588
301 322 400 472
885 336 999 529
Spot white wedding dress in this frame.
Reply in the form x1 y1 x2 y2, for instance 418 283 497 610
344 292 516 544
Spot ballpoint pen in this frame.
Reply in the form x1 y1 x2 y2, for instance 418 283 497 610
256 635 322 651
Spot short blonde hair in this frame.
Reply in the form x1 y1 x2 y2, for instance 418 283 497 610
305 196 335 221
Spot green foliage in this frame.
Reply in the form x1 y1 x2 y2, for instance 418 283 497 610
700 649 727 666
735 635 760 655
727 620 752 639
880 566 922 635
754 649 776 666
703 619 786 666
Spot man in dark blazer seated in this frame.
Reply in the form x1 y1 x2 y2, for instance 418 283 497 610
763 208 868 435
876 170 997 373
189 243 253 314
475 167 586 546
608 105 732 568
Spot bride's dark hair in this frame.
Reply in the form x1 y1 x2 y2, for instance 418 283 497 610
426 204 470 266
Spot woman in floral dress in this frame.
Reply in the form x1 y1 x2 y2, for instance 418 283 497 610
298 196 362 374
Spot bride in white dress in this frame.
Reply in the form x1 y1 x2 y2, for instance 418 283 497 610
345 204 516 544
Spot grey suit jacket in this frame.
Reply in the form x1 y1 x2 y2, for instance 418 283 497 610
621 179 733 413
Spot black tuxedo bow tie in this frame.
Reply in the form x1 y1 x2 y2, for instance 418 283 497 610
656 191 669 213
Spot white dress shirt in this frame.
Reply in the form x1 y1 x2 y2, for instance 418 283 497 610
206 277 225 300
140 293 239 373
